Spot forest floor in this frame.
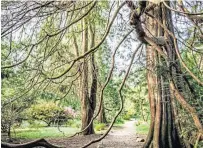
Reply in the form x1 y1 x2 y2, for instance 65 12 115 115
49 119 146 148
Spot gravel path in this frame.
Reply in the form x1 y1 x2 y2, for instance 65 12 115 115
97 119 146 148
49 119 146 147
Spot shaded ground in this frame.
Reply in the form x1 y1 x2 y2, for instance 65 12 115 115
49 135 101 148
49 119 146 148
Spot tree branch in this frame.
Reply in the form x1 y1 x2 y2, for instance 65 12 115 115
1 138 62 148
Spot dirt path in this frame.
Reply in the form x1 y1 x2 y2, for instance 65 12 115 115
97 119 146 148
49 119 146 147
16 120 146 148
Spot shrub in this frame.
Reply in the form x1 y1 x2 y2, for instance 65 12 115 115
26 101 67 126
28 120 45 129
115 118 125 124
66 120 81 128
66 120 75 127
94 123 106 131
123 114 131 120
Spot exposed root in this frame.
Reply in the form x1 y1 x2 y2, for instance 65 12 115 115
1 138 62 148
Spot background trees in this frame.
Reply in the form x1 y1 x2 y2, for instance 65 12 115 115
1 0 203 148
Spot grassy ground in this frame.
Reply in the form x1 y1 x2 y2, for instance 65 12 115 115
11 120 125 139
134 116 150 134
11 127 80 139
135 123 149 134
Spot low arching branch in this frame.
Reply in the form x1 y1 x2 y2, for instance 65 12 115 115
1 138 62 148
81 43 142 148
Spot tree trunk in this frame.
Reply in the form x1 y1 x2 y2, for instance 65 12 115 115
98 103 107 123
143 2 183 148
81 17 92 135
81 20 97 135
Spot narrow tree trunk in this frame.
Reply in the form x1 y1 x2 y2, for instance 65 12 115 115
81 17 93 135
98 103 107 123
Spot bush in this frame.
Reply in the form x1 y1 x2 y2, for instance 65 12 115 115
66 120 81 128
26 101 67 126
123 114 131 120
28 120 45 129
94 123 106 131
115 118 124 124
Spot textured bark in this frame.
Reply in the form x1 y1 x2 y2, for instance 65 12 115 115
126 1 186 148
81 17 93 135
88 24 98 133
81 20 97 135
144 45 157 148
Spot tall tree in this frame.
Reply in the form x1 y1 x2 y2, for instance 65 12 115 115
127 1 203 147
81 17 98 135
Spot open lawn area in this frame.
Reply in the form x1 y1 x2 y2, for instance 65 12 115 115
11 127 80 139
10 121 125 139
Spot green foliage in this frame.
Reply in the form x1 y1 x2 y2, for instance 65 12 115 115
27 121 45 129
66 120 81 128
115 117 125 124
179 50 203 142
94 123 106 131
123 68 150 122
26 101 66 126
123 114 131 120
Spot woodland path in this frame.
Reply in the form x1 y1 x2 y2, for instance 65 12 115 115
97 119 146 148
23 119 146 148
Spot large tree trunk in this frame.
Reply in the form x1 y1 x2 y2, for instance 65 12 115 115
81 20 97 135
126 1 202 146
143 2 183 148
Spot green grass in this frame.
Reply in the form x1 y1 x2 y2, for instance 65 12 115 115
94 123 106 131
11 119 126 139
135 122 149 134
11 127 80 139
114 122 124 127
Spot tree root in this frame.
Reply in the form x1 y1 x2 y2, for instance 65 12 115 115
1 138 62 148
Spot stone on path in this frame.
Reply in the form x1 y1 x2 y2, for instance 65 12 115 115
97 119 146 148
136 138 145 142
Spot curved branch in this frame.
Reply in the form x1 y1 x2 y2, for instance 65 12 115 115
49 1 97 37
81 43 142 148
47 2 126 79
67 29 133 138
170 81 203 135
1 1 54 37
146 12 203 86
2 1 97 70
2 45 35 69
163 1 203 15
1 138 62 148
